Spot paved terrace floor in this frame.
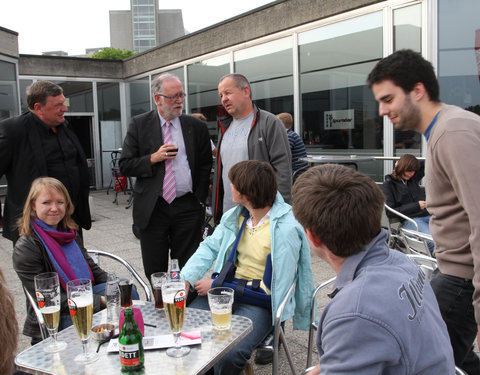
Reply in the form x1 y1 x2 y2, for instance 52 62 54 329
1 189 335 375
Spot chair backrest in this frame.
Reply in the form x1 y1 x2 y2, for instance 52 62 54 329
406 253 437 281
23 286 49 340
305 276 336 369
256 278 298 375
383 204 415 251
400 228 433 258
86 249 152 302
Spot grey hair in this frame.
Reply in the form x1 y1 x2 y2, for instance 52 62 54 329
219 73 252 99
151 73 181 97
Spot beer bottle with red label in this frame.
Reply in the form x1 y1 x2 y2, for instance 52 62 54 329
118 308 144 372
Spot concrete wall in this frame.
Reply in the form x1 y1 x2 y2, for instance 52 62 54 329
0 26 19 58
19 55 123 79
157 10 185 46
110 10 134 51
122 0 384 78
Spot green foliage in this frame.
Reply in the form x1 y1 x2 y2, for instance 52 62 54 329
90 48 137 60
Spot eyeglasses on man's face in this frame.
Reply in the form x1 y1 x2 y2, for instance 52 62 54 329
157 92 186 101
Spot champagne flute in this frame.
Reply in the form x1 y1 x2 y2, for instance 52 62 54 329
161 272 190 357
34 272 67 353
67 278 98 363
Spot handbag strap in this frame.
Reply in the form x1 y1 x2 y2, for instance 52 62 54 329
227 207 250 262
213 207 250 287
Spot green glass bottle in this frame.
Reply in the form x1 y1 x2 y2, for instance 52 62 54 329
118 308 144 372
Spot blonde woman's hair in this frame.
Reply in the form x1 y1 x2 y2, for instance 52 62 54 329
17 177 78 236
0 268 18 375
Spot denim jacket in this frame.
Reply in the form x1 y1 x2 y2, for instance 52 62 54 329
182 192 315 330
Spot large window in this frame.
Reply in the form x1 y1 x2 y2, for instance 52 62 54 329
127 77 150 120
19 79 32 114
299 12 383 153
393 3 422 155
234 37 293 116
188 54 230 142
98 82 122 188
0 60 19 120
298 12 383 179
54 81 93 113
438 0 480 117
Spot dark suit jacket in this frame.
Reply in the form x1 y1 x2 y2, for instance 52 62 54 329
119 111 212 230
0 112 91 242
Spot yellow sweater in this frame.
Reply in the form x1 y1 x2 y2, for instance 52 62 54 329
234 217 272 294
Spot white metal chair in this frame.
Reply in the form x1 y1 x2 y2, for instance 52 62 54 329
255 280 298 375
384 203 418 250
23 286 49 340
400 227 433 258
304 276 336 371
86 249 152 302
406 253 437 281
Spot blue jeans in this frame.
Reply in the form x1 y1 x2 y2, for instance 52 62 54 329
402 215 435 255
189 295 272 375
430 269 480 375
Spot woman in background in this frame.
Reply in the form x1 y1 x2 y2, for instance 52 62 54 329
382 154 434 254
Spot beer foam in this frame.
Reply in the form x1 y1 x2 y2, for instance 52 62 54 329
72 295 93 307
40 305 60 313
162 291 176 304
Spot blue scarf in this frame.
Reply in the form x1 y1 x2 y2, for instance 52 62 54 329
32 218 93 291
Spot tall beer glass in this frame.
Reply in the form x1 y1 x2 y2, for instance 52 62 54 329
34 272 67 352
161 272 190 357
67 278 98 363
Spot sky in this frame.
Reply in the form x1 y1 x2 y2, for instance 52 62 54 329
0 0 273 56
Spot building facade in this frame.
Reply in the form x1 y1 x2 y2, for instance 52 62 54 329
109 0 184 52
1 0 479 189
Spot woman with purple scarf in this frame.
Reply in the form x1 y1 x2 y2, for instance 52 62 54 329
13 177 108 345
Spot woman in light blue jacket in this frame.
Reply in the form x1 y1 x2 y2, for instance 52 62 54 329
182 160 314 375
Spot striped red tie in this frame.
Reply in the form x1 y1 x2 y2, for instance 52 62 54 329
162 121 176 204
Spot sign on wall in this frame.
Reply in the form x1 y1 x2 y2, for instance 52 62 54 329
324 109 354 130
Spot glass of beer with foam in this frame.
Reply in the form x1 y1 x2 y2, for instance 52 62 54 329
67 278 98 363
34 272 67 352
161 272 190 357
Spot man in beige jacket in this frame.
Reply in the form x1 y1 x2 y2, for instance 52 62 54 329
367 49 480 375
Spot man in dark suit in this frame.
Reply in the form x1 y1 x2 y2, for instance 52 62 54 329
0 81 91 243
120 73 212 281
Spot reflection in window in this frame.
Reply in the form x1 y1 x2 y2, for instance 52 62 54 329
97 83 120 121
438 0 480 116
98 82 122 188
0 60 19 120
54 81 93 113
393 3 422 155
127 77 150 119
234 37 293 115
394 4 421 52
188 55 230 142
19 79 32 114
299 12 383 153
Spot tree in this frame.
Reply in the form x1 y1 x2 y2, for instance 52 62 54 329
90 48 136 60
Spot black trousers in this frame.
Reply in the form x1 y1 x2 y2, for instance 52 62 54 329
430 268 480 375
139 193 204 283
